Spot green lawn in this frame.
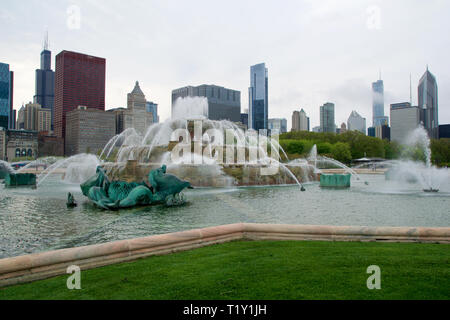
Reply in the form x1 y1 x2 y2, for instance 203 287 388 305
1 240 449 300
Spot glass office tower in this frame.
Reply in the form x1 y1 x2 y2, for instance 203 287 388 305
372 79 388 127
248 63 268 131
0 63 13 129
146 101 159 123
320 102 335 133
418 67 439 139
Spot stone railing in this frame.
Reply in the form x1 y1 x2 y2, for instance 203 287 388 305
0 223 449 288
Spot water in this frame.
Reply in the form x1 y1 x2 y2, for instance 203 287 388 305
172 96 209 120
303 144 366 183
0 173 448 259
0 160 15 174
405 125 432 168
36 154 100 186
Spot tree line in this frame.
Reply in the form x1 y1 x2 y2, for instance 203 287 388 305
279 130 450 167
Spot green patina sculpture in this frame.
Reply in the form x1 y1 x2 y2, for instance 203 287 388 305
81 165 193 210
67 192 77 208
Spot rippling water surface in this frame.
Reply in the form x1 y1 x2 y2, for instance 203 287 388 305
0 174 449 258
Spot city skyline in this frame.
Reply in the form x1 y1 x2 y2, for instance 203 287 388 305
1 1 450 131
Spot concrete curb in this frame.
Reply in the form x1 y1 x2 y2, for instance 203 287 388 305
0 223 449 288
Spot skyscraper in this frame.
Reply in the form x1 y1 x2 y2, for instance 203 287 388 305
347 110 366 134
320 102 335 133
418 66 439 139
110 81 154 135
54 50 106 140
299 108 309 131
248 63 268 131
292 109 309 131
127 81 153 134
34 36 55 129
390 102 420 142
372 79 388 127
22 102 51 132
240 113 248 128
146 101 159 123
292 111 300 131
65 107 115 156
0 63 13 129
9 71 13 129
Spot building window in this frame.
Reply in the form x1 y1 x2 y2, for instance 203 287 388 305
27 149 33 157
15 148 20 157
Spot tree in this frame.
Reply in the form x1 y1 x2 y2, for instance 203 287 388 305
383 139 402 159
431 138 450 166
331 142 352 164
317 142 333 154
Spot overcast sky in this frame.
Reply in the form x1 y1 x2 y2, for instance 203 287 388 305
1 0 449 130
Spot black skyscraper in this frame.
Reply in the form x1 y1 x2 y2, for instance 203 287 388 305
34 37 55 129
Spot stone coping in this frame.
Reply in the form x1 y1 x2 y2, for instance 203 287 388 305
0 223 449 288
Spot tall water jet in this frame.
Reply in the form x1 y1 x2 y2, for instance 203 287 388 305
405 125 432 168
386 125 446 192
172 96 208 120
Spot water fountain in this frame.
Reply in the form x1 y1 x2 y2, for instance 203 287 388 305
1 159 37 187
301 144 367 188
96 97 318 189
384 126 448 192
35 154 100 186
8 99 317 190
1 106 449 259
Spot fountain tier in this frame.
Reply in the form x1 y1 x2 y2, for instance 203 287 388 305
100 118 318 187
103 161 317 187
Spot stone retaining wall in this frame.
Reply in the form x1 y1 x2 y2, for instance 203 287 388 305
0 223 449 288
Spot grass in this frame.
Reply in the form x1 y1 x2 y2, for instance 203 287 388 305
0 240 449 300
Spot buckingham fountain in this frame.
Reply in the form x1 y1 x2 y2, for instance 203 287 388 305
0 98 448 259
7 99 448 197
9 97 318 210
98 118 317 190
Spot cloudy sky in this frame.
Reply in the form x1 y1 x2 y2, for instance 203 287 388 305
1 0 449 130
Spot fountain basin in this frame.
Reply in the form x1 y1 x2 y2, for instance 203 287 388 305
320 173 351 188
